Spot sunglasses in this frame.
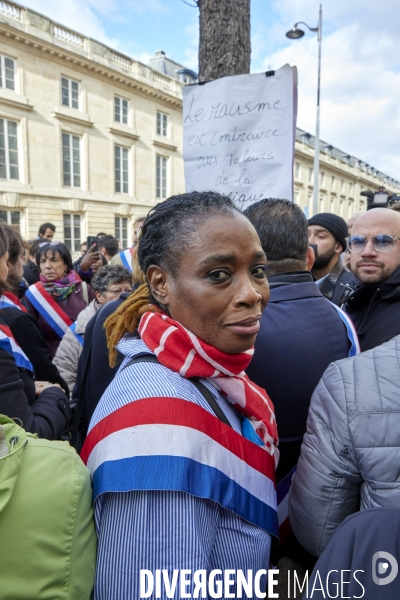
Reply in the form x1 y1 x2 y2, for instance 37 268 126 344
347 235 400 254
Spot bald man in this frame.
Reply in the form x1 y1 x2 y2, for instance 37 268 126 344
343 208 400 350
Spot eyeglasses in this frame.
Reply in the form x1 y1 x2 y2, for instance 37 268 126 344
347 235 400 254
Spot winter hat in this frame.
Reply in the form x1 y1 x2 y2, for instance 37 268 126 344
308 213 348 251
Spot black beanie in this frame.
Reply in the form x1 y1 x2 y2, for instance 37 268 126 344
308 213 348 251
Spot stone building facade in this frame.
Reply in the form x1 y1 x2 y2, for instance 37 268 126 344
0 1 398 251
0 1 186 250
294 128 400 220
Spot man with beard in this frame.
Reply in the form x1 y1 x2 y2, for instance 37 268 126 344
308 213 354 305
343 208 400 351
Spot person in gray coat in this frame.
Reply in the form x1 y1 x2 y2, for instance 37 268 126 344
289 334 400 557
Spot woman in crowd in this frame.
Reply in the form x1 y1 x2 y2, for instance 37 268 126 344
0 225 68 392
82 192 279 599
0 222 70 439
24 241 94 357
54 264 132 396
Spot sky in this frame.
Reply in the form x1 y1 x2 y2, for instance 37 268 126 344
22 0 400 181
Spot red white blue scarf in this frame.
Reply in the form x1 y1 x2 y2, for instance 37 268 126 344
0 324 33 371
25 282 73 339
82 311 279 537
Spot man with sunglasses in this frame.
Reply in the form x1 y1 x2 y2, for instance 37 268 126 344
344 208 400 351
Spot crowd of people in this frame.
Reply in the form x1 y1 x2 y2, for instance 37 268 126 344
1 193 400 598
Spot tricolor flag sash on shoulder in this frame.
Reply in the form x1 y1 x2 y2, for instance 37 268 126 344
25 282 73 339
82 396 279 537
0 324 34 371
69 322 84 346
120 248 133 272
330 302 360 357
0 294 22 311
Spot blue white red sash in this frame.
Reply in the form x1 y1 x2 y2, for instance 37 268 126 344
0 295 22 310
69 322 84 346
0 324 34 371
277 466 297 543
119 248 133 271
330 302 360 357
0 293 27 312
25 282 73 339
81 396 279 537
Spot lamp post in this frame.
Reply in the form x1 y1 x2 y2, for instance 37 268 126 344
286 4 322 217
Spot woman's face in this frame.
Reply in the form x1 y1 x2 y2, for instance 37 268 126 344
149 212 270 354
39 251 67 281
0 251 9 282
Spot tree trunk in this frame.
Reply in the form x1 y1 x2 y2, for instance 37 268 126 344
198 0 251 81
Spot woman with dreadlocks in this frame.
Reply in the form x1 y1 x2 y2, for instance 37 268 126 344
81 191 279 599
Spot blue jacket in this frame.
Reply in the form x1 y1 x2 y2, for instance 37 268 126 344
246 271 352 481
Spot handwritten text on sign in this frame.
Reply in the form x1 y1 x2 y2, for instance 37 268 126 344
182 65 297 209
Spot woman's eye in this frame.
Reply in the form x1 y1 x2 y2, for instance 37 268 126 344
252 265 266 278
207 269 230 282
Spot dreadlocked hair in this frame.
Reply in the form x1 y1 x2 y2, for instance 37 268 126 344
105 191 239 366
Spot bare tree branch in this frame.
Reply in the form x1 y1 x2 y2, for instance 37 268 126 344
180 0 198 7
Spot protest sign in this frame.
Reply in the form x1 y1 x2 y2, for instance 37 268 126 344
182 64 297 209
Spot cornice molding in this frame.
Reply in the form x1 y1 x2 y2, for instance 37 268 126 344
151 137 178 151
0 23 182 108
107 124 139 140
52 106 93 127
0 89 33 112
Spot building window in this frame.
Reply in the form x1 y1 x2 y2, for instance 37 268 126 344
321 172 325 186
156 111 168 137
295 162 301 179
294 189 300 204
308 167 313 183
340 179 345 193
331 175 336 190
349 182 354 196
62 133 81 187
115 145 129 193
0 55 15 90
156 155 167 198
0 119 19 180
61 77 79 109
320 196 325 211
0 209 20 232
303 206 309 219
63 213 81 252
115 216 128 249
115 96 128 125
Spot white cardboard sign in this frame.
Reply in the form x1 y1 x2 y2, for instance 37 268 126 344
182 65 297 210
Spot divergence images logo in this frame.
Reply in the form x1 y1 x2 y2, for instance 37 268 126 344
372 552 398 586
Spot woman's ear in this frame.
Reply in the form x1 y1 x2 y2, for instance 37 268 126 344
147 265 170 307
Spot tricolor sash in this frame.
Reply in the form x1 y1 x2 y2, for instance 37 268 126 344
119 248 133 271
330 302 360 357
0 324 34 371
25 282 73 339
69 322 84 346
0 293 27 312
81 396 279 537
277 466 297 544
0 295 21 310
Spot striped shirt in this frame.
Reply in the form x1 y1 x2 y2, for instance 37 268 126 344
91 337 271 599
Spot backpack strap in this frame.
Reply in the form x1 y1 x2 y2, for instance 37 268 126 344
121 354 232 429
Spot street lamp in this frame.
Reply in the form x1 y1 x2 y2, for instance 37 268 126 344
286 4 322 217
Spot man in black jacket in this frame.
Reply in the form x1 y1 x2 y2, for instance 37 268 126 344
244 199 354 481
308 212 354 305
344 208 400 351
